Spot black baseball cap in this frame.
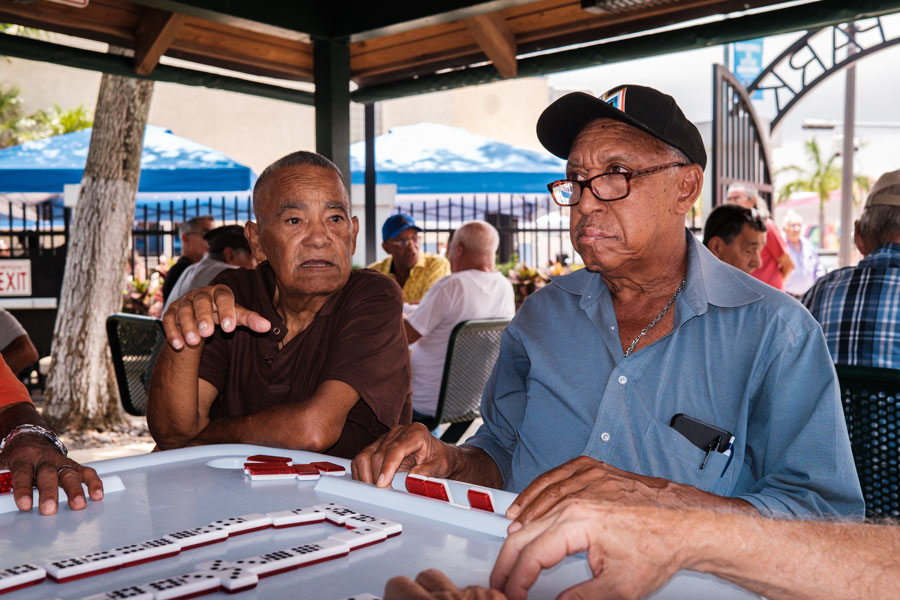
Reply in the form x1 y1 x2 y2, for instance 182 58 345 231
536 85 707 170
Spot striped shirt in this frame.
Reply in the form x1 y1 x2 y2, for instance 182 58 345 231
802 243 900 368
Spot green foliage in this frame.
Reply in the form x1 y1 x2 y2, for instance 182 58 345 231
0 85 93 148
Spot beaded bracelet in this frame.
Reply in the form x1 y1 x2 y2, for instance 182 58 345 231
0 424 69 457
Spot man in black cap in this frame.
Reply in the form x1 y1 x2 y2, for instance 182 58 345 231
368 214 450 303
354 85 862 525
162 225 258 312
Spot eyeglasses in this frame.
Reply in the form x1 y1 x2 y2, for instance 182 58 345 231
547 162 686 206
388 235 421 248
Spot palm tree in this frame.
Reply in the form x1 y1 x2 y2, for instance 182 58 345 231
777 139 869 248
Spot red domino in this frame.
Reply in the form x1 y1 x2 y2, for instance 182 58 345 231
247 465 294 476
246 455 292 464
423 479 451 502
310 461 345 475
405 474 428 496
467 489 495 512
293 464 319 476
0 470 10 494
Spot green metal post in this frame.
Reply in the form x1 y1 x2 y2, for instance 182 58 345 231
313 38 352 188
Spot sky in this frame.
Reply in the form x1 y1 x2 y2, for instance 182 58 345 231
544 13 900 190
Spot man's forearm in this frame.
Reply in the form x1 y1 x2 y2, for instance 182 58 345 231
448 446 504 489
682 512 900 600
663 483 759 515
147 343 205 449
191 403 338 452
0 402 48 439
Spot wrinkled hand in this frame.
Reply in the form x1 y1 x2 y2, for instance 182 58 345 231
352 424 454 487
162 284 271 350
506 456 671 526
0 435 103 515
492 499 685 600
385 569 505 600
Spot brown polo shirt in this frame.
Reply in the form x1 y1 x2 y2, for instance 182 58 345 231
198 262 412 458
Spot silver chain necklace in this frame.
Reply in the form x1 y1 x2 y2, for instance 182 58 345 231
623 277 686 357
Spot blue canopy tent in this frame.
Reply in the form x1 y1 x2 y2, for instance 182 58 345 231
0 125 256 195
349 123 565 195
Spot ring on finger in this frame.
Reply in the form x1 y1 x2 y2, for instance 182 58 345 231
57 464 78 475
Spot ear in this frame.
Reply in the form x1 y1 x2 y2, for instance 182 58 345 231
245 221 267 263
381 241 390 255
706 236 725 259
853 220 869 256
350 216 359 255
673 164 704 216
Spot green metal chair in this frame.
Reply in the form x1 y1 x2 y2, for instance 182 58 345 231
414 319 509 444
106 313 166 417
835 364 900 519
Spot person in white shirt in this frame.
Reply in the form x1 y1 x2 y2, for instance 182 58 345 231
163 225 257 312
0 308 38 375
404 221 515 419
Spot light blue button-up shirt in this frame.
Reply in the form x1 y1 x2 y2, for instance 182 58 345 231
465 232 864 518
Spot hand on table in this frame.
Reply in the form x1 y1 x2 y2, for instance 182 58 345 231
162 284 271 350
492 499 686 600
0 434 103 515
351 423 454 487
385 569 505 600
505 456 671 526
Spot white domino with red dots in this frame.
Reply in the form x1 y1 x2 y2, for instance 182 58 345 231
0 564 46 595
266 506 326 528
344 514 403 537
209 512 272 535
46 551 123 583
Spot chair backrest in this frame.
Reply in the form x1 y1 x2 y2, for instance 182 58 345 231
432 318 509 426
835 364 900 519
106 313 166 417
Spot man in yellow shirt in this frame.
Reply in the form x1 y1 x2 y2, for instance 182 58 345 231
368 214 450 302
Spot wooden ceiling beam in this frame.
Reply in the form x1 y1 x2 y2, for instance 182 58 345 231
462 12 517 78
134 8 186 74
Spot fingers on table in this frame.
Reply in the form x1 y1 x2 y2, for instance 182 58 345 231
383 576 435 600
57 464 89 511
10 461 36 511
352 424 433 487
80 465 104 501
506 460 581 522
33 460 62 515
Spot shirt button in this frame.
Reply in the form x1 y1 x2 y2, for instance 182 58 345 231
272 327 281 335
618 375 627 385
600 432 611 442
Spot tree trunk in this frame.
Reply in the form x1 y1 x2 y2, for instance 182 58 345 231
43 67 154 431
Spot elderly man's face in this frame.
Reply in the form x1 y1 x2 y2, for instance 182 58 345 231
567 119 688 274
250 165 358 297
727 190 756 210
709 224 763 274
383 228 421 272
181 217 215 262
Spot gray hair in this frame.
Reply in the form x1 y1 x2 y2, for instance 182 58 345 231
253 151 346 215
450 220 500 258
178 215 214 236
857 201 900 247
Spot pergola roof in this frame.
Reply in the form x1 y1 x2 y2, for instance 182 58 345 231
3 0 900 105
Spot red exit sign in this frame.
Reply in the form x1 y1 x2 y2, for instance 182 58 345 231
0 260 32 296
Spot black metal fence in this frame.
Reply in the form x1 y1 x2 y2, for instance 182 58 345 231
394 194 575 268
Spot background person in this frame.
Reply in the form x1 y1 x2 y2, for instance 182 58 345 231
0 355 103 515
149 151 412 458
702 204 767 274
0 307 38 376
161 214 216 302
803 169 900 369
368 214 450 303
726 183 793 289
163 224 258 313
782 209 826 297
405 221 515 419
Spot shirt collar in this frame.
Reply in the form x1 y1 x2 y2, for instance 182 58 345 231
256 261 344 323
551 229 762 314
861 242 900 264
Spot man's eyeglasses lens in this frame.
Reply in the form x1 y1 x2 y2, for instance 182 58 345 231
392 236 421 248
549 175 630 206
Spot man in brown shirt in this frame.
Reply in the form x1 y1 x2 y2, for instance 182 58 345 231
148 151 412 458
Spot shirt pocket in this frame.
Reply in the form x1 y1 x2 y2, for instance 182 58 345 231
638 419 731 496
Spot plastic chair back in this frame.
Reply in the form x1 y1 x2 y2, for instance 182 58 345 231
835 364 900 519
106 313 166 416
